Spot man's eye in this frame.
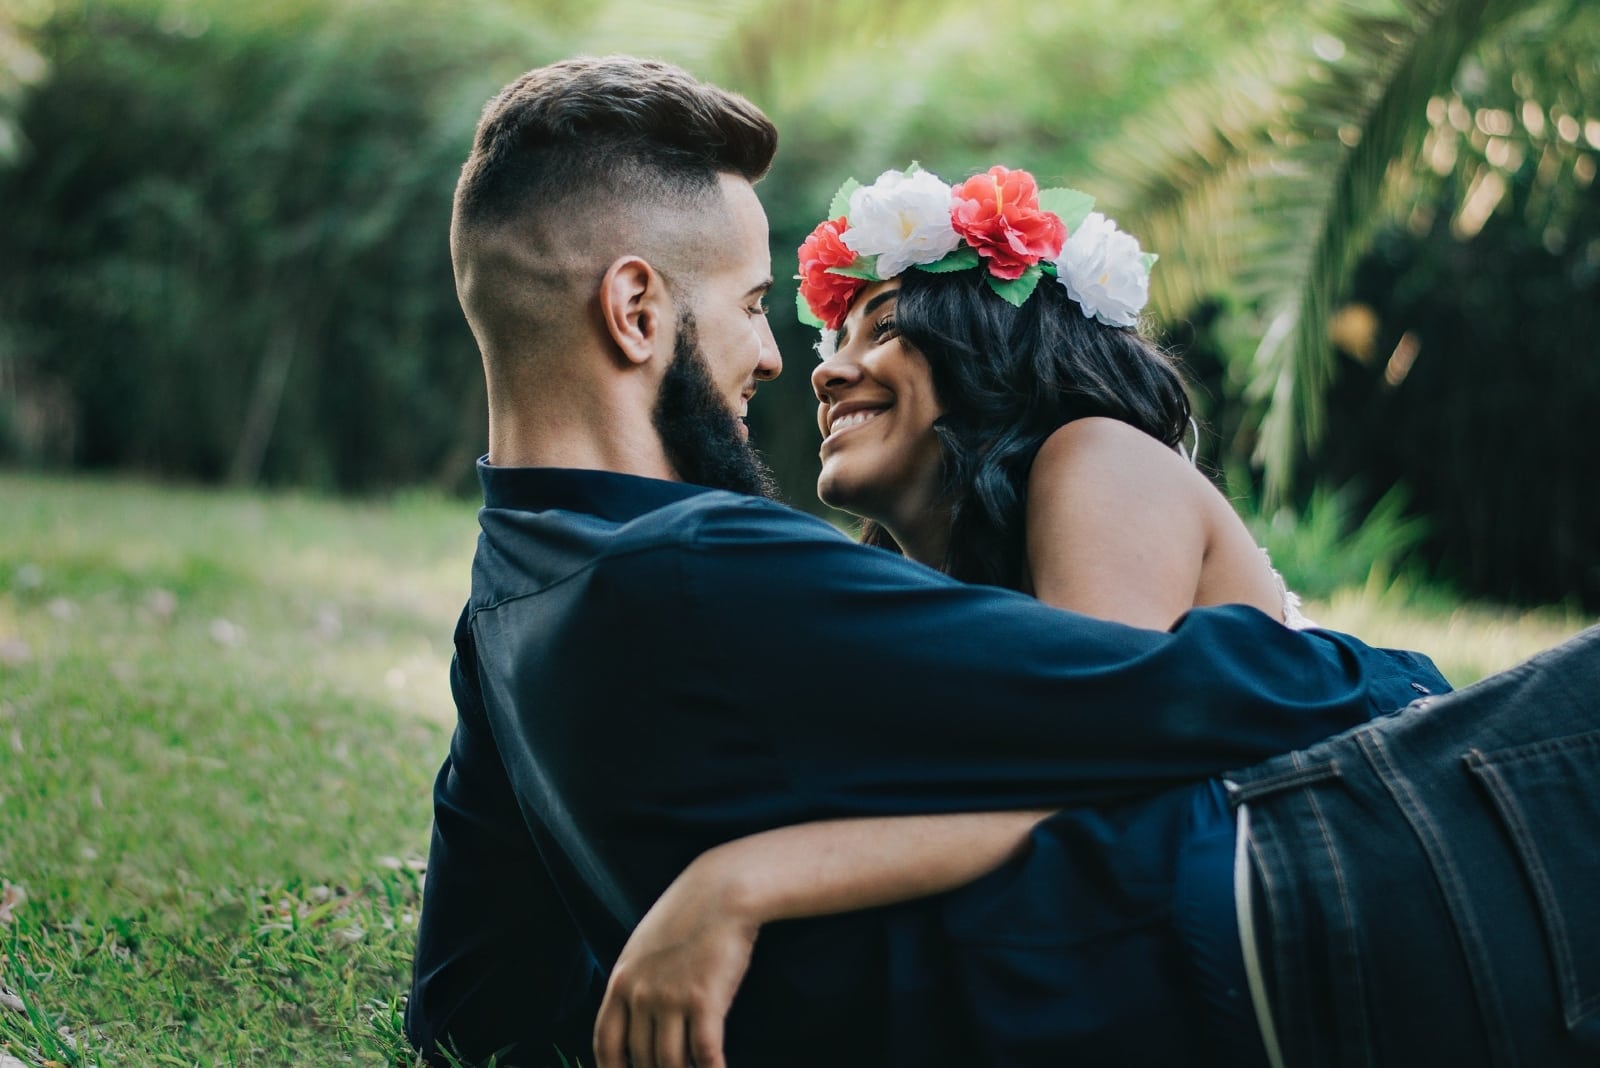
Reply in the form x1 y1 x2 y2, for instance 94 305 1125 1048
748 300 770 316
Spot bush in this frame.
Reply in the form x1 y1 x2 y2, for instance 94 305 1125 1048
0 1 557 492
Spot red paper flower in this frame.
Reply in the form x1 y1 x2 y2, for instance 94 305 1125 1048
949 166 1066 280
798 216 867 331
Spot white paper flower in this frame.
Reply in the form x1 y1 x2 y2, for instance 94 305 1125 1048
841 168 962 278
814 328 838 363
1052 212 1151 328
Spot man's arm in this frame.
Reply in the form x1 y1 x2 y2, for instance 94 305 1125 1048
672 498 1376 812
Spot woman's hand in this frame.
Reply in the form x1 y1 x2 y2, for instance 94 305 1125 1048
594 809 1052 1067
593 853 760 1068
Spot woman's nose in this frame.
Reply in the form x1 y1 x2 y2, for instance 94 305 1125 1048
811 346 860 401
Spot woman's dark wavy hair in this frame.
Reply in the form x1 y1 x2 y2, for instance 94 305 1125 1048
858 265 1191 591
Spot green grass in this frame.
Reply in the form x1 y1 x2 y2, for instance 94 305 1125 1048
0 472 1593 1066
0 473 474 1066
1306 578 1595 687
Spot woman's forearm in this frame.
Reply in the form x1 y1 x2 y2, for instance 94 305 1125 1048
693 810 1054 926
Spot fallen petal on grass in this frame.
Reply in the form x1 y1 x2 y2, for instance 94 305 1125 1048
145 587 178 622
312 604 342 639
208 618 245 647
333 923 366 945
0 882 29 924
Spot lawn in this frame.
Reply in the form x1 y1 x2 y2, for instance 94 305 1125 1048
0 472 1592 1066
0 474 470 1066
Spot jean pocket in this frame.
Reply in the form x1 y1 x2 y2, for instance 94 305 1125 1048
1466 729 1600 1046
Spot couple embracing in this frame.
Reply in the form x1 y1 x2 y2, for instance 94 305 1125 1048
406 55 1600 1068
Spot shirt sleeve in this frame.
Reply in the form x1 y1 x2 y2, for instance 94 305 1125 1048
670 498 1376 814
407 620 603 1067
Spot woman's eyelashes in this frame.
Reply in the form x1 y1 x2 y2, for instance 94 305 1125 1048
870 314 898 343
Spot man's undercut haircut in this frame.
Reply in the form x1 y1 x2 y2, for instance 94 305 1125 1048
455 55 778 236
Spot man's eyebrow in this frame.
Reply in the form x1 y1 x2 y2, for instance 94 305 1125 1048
835 288 899 350
744 277 774 299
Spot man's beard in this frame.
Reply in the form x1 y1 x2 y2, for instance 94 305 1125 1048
651 312 778 499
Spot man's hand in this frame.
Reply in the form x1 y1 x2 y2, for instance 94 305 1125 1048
593 856 761 1068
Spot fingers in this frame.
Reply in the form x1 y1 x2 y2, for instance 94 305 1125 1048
595 986 716 1068
689 1007 728 1068
654 1012 691 1068
628 1008 654 1068
593 988 628 1068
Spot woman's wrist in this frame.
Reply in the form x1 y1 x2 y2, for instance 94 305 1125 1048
681 842 775 930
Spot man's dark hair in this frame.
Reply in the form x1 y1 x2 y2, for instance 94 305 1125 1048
861 266 1192 590
455 55 777 233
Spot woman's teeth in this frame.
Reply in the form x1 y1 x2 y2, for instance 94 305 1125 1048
831 409 883 434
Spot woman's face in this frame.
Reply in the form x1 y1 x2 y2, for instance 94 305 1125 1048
811 280 947 529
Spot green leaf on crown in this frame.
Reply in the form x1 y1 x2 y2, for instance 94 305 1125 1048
986 265 1043 306
828 178 861 220
825 257 880 281
1140 252 1159 272
795 288 825 329
1038 188 1095 233
916 247 981 274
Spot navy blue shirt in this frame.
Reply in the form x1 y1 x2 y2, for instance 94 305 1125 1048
407 465 1445 1066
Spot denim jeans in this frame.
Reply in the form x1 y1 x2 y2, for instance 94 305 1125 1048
1226 625 1600 1067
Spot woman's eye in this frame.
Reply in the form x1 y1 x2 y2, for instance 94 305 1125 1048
871 315 898 341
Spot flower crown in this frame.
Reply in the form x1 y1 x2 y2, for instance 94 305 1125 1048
797 163 1157 334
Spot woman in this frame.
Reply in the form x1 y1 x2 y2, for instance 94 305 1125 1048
593 164 1422 1068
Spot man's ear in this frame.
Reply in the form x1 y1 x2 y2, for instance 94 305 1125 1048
599 256 672 367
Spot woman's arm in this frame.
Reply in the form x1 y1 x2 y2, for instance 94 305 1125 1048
594 809 1051 1068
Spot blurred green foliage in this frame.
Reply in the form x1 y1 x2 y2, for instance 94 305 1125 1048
1 0 1597 605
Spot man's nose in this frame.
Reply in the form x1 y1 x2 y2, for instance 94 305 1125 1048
754 318 781 381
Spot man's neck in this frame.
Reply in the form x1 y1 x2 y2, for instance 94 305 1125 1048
487 417 678 480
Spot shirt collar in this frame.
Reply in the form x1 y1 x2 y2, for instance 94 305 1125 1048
477 458 717 523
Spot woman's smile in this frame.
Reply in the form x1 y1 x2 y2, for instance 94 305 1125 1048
821 403 891 447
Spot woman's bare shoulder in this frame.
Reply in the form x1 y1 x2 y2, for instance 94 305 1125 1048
1023 418 1210 627
1029 417 1203 501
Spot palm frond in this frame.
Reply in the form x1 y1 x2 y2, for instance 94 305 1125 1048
1097 0 1559 502
1092 56 1292 316
1248 0 1546 500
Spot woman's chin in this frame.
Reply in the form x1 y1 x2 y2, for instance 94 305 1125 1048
816 474 882 527
816 470 860 514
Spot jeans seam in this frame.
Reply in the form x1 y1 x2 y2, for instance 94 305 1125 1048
1304 781 1372 1065
1467 751 1596 1024
1228 761 1343 804
1362 731 1516 1065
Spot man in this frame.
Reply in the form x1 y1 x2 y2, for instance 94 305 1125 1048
408 55 1598 1068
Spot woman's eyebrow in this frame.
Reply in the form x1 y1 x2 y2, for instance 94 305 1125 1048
861 289 899 317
